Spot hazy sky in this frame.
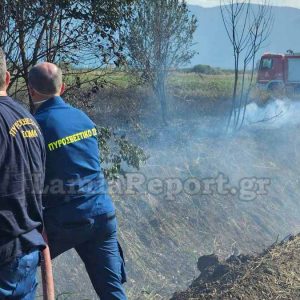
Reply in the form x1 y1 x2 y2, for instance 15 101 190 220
187 0 300 9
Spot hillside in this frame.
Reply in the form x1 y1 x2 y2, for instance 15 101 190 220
171 234 300 300
189 5 300 68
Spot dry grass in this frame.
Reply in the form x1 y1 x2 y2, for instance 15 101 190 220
172 235 300 300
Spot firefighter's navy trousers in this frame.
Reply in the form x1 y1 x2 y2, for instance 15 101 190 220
45 210 127 300
0 250 39 299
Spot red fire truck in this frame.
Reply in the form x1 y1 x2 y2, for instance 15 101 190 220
257 52 300 95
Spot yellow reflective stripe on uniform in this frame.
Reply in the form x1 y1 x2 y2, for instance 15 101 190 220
48 128 97 151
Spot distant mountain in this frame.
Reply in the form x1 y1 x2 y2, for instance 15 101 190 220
188 5 300 69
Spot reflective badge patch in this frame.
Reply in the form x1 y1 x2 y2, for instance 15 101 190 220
9 118 41 139
47 128 97 151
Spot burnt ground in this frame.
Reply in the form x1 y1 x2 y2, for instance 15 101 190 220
36 87 300 299
171 234 300 300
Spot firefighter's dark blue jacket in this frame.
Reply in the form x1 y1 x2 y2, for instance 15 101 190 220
0 96 46 264
34 96 114 224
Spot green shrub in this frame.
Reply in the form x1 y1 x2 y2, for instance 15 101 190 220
190 64 219 75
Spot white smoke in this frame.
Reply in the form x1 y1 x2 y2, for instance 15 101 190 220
244 98 300 128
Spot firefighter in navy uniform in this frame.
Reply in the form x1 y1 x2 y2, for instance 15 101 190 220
28 62 127 300
0 50 46 299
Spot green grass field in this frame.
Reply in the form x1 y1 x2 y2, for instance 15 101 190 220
61 69 236 101
168 72 234 101
10 68 263 114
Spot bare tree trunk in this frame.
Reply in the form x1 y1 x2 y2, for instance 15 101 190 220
227 51 239 129
160 84 168 126
239 55 257 128
235 62 247 129
155 71 168 125
221 0 273 131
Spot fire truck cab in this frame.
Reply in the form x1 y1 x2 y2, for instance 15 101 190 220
257 53 300 94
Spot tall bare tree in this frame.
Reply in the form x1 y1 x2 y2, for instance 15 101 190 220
126 0 197 125
0 0 133 111
220 0 273 130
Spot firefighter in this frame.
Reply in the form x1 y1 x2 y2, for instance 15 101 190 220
0 49 46 299
28 62 127 300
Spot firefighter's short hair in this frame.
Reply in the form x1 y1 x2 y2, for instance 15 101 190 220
29 63 62 95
